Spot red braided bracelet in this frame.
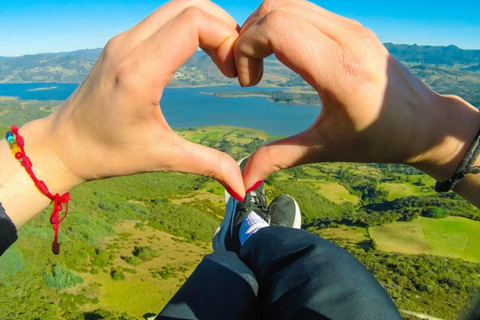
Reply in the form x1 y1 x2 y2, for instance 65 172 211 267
6 125 70 255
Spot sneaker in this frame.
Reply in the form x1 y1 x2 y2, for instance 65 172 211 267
269 194 302 229
213 158 269 253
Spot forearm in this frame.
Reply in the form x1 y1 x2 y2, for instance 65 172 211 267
410 94 480 208
0 115 83 228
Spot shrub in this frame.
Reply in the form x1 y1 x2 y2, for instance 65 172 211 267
423 206 449 219
110 269 125 281
121 255 142 266
132 246 160 261
43 264 83 289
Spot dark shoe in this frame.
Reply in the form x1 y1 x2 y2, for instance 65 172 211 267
213 158 269 253
269 194 302 229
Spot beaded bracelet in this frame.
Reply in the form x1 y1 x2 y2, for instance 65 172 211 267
435 128 480 192
6 125 70 255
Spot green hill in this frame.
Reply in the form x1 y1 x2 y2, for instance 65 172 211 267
370 216 480 263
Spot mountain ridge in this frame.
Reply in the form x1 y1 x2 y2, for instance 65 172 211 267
1 44 479 84
1 44 479 107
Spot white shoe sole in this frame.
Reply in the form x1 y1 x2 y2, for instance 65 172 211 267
290 196 302 229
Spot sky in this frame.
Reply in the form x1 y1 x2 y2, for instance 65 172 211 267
0 0 479 56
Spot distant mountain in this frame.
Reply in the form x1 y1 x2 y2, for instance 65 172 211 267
1 44 478 85
1 45 480 108
384 43 480 65
0 48 102 83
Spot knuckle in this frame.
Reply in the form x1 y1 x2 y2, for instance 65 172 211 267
181 6 204 23
355 26 378 44
345 17 363 27
257 0 282 17
263 9 287 30
179 0 207 8
103 34 123 58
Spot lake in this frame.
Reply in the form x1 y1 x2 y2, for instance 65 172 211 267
0 83 320 136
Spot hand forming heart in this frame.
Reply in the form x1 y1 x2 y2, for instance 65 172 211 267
41 0 480 203
41 0 246 201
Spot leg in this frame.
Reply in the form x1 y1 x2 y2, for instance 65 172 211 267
240 226 402 320
156 252 260 320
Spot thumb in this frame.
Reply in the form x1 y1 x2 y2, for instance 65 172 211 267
171 139 245 201
243 132 315 191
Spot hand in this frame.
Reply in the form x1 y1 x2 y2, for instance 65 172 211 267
234 0 480 190
43 0 245 198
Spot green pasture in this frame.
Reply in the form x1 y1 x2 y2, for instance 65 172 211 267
370 216 480 263
380 177 436 201
178 125 271 144
315 181 360 205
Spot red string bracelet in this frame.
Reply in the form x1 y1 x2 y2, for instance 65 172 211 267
6 125 70 255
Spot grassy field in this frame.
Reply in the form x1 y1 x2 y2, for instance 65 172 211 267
315 181 360 204
316 225 369 243
370 216 480 263
177 125 274 144
380 177 436 201
78 221 210 317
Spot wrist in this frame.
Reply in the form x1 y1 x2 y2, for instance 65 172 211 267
0 117 83 227
408 94 480 181
24 116 84 189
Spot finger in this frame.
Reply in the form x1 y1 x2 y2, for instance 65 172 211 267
241 0 360 37
235 11 342 91
129 8 238 94
242 131 317 190
122 0 238 49
170 138 246 201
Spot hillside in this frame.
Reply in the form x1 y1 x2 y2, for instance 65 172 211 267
1 44 480 107
0 49 101 83
384 43 480 65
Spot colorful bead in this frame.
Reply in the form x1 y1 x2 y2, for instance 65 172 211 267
8 141 17 148
15 152 22 160
11 146 21 155
5 131 13 140
7 136 15 144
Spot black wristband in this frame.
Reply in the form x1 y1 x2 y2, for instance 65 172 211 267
0 202 18 256
435 128 480 192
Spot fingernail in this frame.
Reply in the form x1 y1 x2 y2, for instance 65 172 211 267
225 185 244 202
246 180 263 193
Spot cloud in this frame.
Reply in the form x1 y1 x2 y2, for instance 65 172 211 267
95 33 107 37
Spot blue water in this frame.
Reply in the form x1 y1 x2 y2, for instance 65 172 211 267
0 83 320 136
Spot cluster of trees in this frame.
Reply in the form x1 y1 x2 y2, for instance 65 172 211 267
366 194 480 222
348 244 480 319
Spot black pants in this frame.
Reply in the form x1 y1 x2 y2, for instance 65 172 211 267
156 227 402 320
